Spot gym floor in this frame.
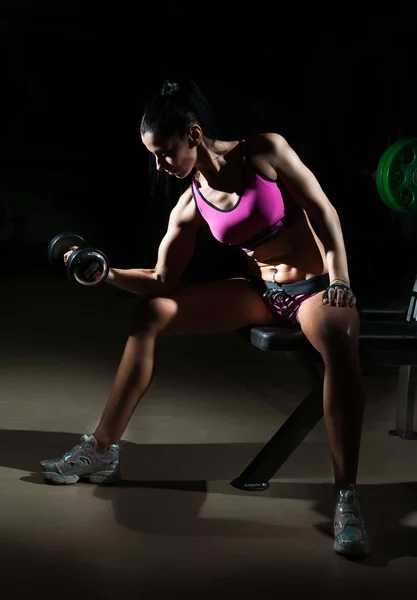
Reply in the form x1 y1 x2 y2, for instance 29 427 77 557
1 270 417 598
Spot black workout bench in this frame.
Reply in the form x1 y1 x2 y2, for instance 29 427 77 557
232 306 417 491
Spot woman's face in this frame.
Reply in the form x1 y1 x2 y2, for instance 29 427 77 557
141 128 198 179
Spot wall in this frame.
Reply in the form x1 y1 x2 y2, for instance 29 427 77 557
0 2 416 304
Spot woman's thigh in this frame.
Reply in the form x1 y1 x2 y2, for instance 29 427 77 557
142 277 274 335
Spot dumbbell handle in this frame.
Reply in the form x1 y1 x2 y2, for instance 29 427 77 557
48 232 109 287
48 232 87 267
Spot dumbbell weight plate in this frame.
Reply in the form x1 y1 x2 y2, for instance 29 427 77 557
66 247 109 286
48 232 87 266
376 138 417 214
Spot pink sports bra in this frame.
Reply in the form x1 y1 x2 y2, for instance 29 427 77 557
191 140 300 252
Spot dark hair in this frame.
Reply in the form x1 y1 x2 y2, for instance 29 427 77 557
141 79 219 211
140 79 218 140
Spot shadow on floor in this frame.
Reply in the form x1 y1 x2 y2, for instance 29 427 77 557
2 429 417 569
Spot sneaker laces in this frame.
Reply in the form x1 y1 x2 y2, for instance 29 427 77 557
338 503 362 528
62 434 94 461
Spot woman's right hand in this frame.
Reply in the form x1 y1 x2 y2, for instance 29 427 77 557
63 245 79 264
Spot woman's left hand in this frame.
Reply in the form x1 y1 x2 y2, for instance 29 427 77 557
322 280 356 308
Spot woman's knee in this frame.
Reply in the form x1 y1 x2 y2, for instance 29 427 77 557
130 295 178 335
306 308 360 356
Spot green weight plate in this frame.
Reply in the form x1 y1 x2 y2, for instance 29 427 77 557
376 139 411 211
376 138 417 214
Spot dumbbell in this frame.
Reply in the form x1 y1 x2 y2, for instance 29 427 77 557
48 232 110 286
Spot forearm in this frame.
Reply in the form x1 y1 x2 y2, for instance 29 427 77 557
318 208 351 285
326 249 350 286
105 268 178 296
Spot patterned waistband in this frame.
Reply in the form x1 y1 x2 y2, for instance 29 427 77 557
250 273 330 296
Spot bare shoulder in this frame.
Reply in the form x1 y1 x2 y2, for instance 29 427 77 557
247 132 291 159
170 185 202 226
244 133 296 178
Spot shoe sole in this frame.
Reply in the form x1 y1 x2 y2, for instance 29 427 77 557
41 470 121 485
334 541 370 557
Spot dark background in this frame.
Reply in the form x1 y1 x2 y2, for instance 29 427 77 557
1 1 416 307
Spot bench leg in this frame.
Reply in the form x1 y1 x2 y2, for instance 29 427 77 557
230 351 324 491
389 365 417 439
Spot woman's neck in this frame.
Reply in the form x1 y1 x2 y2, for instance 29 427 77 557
196 139 240 185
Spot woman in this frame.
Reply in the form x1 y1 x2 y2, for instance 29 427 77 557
40 79 369 557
